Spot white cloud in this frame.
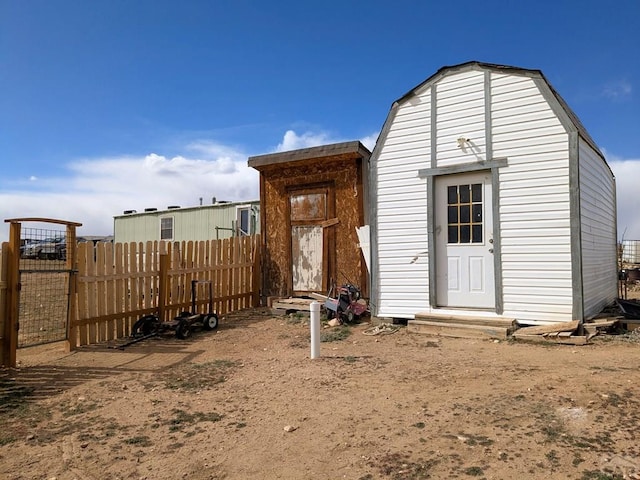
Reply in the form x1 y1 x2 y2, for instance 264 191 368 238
0 128 379 242
609 155 640 240
275 128 379 153
0 142 259 240
602 79 632 100
360 132 379 151
276 130 335 152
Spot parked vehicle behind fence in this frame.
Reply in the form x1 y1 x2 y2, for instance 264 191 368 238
21 237 87 260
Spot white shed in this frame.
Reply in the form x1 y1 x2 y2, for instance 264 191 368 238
369 61 617 327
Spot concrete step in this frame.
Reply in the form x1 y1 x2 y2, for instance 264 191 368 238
407 319 510 340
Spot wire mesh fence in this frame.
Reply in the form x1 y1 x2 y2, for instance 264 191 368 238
18 227 71 347
621 240 640 265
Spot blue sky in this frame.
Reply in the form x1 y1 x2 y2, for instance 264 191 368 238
1 0 639 240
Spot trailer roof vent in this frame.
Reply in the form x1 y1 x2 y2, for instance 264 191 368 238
167 205 181 209
144 207 157 212
123 210 137 214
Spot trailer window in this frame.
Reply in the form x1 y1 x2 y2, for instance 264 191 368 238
237 206 252 236
160 217 174 240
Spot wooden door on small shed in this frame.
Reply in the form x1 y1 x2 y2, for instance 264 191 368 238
289 186 334 293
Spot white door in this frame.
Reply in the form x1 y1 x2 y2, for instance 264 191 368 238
291 226 323 291
435 172 495 308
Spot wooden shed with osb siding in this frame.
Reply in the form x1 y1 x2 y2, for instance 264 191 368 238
248 141 371 301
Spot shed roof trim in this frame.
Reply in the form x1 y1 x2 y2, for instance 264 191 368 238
248 141 371 169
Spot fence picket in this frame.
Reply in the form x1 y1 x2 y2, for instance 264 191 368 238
69 235 261 348
95 242 107 342
76 242 87 345
210 240 219 314
114 242 125 337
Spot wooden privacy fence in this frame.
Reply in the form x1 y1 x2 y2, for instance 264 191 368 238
70 235 261 348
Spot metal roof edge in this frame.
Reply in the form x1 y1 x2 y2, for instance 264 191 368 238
394 61 544 105
113 200 260 219
247 140 371 169
390 61 607 167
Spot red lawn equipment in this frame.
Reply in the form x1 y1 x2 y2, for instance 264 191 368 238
324 284 368 323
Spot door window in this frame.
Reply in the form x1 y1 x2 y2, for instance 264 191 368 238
447 183 483 244
290 193 326 222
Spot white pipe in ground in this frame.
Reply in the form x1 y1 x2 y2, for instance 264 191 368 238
310 301 320 359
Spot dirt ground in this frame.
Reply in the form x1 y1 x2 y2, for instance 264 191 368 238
1 305 640 480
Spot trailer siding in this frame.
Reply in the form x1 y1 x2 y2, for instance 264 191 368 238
114 202 260 244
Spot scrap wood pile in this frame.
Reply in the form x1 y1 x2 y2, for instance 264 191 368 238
512 318 620 345
512 298 640 345
512 320 587 345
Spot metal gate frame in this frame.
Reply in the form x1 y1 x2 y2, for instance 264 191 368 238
2 218 82 367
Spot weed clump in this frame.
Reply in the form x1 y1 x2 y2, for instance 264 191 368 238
320 326 351 342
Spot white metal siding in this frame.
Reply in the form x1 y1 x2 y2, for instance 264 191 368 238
578 138 617 318
373 67 611 324
492 73 574 323
375 89 431 318
435 70 487 166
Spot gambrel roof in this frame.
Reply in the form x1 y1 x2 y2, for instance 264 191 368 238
386 61 604 160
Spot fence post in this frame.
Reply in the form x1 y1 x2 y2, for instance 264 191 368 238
2 222 21 367
65 224 78 352
0 242 9 366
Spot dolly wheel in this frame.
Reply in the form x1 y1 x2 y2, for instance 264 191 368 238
345 310 355 323
132 315 159 337
176 319 191 339
202 313 219 331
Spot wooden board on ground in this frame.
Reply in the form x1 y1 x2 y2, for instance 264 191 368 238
271 297 314 314
513 320 580 337
407 320 510 340
309 292 329 302
584 318 619 328
513 333 588 345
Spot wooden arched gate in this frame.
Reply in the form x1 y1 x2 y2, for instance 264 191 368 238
1 218 82 367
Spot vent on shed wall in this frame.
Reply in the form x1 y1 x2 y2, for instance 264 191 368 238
123 210 137 214
144 208 157 212
167 205 180 209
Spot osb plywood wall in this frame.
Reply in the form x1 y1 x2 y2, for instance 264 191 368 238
260 154 367 298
